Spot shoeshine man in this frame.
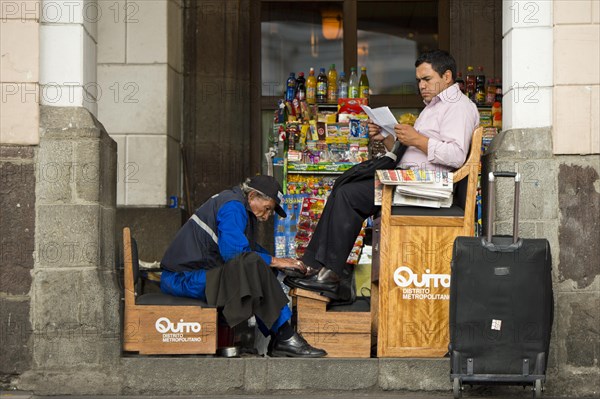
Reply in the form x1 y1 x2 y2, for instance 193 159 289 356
285 50 479 302
160 175 326 357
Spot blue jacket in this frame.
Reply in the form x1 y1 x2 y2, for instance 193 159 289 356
161 186 272 272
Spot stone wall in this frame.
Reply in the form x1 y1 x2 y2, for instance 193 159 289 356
0 146 35 387
484 128 600 397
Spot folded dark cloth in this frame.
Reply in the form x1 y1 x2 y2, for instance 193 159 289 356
205 252 288 328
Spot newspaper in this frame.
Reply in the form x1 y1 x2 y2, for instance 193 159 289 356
360 105 397 138
375 170 454 208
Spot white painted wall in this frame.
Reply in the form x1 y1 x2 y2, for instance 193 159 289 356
0 0 40 145
97 0 183 206
502 0 553 131
39 0 98 116
552 0 600 154
502 0 599 155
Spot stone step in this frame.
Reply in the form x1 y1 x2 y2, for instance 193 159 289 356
120 357 449 395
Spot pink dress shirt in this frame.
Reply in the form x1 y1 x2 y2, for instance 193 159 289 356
398 83 479 172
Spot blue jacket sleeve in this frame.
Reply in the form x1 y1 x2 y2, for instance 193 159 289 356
216 201 273 265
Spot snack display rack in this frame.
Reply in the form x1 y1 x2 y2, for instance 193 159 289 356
271 101 369 263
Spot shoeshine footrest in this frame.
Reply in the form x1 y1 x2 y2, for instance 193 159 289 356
290 288 371 358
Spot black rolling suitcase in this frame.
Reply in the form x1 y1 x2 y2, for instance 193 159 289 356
449 172 553 399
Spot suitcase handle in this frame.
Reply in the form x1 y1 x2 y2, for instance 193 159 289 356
486 172 521 244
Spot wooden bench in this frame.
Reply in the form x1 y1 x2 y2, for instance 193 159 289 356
122 227 217 355
290 288 371 358
376 127 483 357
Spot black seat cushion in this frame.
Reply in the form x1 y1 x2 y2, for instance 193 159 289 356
136 292 215 308
391 204 465 217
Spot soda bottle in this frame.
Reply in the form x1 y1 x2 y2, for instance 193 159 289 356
296 72 306 101
494 78 503 103
337 71 348 99
316 68 327 104
475 66 486 105
359 67 370 102
492 101 502 129
306 68 317 104
465 66 475 101
456 72 465 94
348 67 359 98
285 72 296 101
327 64 338 103
485 78 496 106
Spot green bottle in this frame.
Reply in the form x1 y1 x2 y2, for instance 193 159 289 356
359 67 370 102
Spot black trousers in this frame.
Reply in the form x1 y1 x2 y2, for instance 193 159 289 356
301 177 378 278
301 142 405 278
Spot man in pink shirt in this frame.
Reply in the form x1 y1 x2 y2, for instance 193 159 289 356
285 50 479 302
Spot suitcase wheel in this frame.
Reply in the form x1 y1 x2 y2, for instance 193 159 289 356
532 379 543 398
453 378 462 399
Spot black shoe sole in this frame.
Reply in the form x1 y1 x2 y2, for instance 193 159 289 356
269 349 327 358
283 277 340 300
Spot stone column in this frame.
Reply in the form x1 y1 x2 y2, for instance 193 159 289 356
15 0 121 394
19 107 120 394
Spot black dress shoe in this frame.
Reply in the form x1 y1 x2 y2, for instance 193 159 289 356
284 267 341 300
281 265 320 279
269 332 327 358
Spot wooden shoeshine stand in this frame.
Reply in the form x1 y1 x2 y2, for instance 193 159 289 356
377 127 482 357
290 288 372 358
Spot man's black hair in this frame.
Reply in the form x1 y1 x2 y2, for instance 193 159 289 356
415 50 457 81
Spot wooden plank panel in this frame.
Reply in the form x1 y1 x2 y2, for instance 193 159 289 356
291 288 331 303
383 347 448 358
297 311 372 334
378 223 461 357
295 296 328 312
299 331 371 358
124 306 217 355
390 216 464 227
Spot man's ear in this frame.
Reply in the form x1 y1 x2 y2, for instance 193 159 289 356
444 70 453 83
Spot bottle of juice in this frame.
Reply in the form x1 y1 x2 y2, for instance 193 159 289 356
306 68 317 104
316 68 327 104
456 72 465 94
492 101 502 129
485 78 496 106
338 71 348 99
326 64 338 104
465 66 475 101
285 72 296 101
475 66 486 105
348 67 359 98
359 67 370 102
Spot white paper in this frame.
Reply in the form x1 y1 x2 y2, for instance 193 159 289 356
360 105 397 138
